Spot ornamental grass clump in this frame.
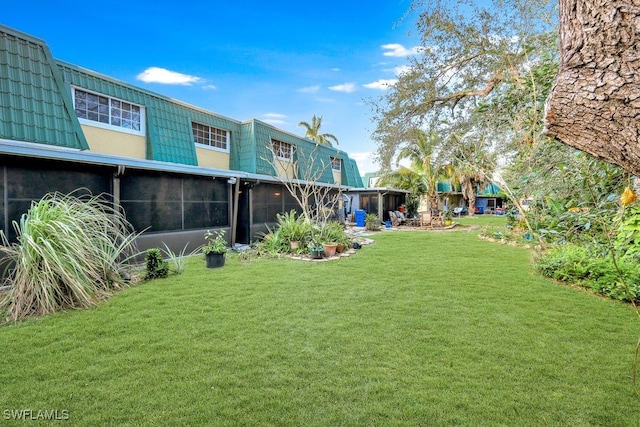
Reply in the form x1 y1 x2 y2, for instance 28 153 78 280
0 191 140 322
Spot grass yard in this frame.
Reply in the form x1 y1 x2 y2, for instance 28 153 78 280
1 225 639 426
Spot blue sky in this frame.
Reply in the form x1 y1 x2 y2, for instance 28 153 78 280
3 0 420 174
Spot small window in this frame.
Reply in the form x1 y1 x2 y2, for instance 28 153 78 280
271 139 294 161
331 157 341 172
192 122 229 151
73 88 144 134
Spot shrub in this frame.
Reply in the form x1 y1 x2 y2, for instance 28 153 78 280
276 210 312 251
144 248 169 280
365 213 380 231
0 191 140 321
317 221 350 246
255 227 288 257
203 230 228 255
536 244 640 302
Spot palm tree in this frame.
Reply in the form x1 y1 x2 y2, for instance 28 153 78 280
447 139 495 217
378 166 428 215
397 129 449 213
298 115 339 146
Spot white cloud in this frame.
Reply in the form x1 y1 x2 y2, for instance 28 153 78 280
328 83 356 93
349 152 379 175
263 119 286 125
203 84 217 90
394 65 411 76
331 68 341 72
381 43 421 57
262 113 287 125
363 79 398 90
297 85 320 93
136 67 202 85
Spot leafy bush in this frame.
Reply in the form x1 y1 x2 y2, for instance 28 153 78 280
276 210 312 251
317 221 351 246
145 248 169 280
255 227 288 257
203 229 228 255
0 191 140 321
365 213 380 231
536 244 640 302
615 203 640 261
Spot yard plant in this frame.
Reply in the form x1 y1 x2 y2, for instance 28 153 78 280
202 230 228 255
1 228 639 425
0 191 139 322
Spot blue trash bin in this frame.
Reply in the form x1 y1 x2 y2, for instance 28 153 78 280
355 209 366 227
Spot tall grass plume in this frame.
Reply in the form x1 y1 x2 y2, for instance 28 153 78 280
0 190 140 321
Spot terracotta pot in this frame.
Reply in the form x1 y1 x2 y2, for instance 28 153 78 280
322 243 338 257
336 243 345 253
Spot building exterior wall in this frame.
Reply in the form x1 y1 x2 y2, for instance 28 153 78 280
195 146 230 169
0 25 367 249
81 125 147 159
273 158 295 179
332 170 342 185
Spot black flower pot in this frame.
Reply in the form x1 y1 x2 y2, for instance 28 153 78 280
206 252 225 268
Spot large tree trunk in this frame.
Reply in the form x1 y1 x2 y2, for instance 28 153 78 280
462 181 476 217
544 0 640 176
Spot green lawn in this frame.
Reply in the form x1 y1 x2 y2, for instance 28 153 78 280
1 227 639 426
455 213 508 228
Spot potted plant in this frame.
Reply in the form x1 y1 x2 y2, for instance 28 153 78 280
444 209 453 226
203 229 228 268
276 210 310 252
308 239 325 259
365 213 381 231
336 231 352 253
322 241 338 257
319 221 348 255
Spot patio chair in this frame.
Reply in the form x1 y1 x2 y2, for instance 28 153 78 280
389 211 401 227
420 211 433 228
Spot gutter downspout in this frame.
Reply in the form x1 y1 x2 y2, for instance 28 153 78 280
113 165 125 209
230 177 240 246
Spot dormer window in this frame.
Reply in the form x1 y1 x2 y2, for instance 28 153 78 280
331 157 342 172
271 139 294 161
192 122 229 151
73 88 144 135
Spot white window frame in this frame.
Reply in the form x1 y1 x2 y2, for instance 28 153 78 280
271 139 294 161
72 87 145 136
192 122 230 153
330 157 342 172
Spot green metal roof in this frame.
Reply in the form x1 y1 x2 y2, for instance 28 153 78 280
57 61 243 166
234 121 258 172
343 158 364 187
241 119 362 187
0 25 364 184
0 25 88 150
362 172 380 187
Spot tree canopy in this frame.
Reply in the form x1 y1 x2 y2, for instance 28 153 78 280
298 115 339 146
370 0 559 173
